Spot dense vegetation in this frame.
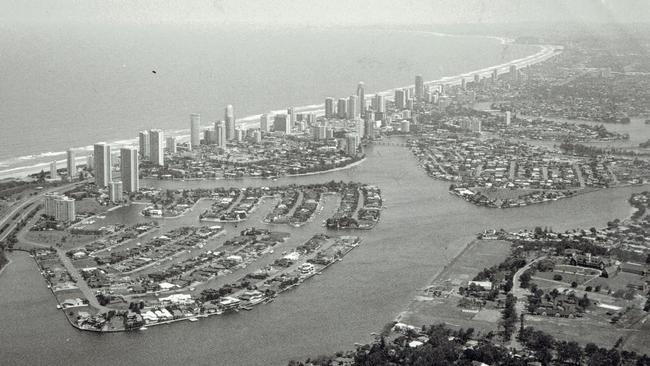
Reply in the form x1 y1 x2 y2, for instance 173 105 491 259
289 323 650 366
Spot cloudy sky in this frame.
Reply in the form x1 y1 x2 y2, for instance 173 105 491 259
1 0 648 25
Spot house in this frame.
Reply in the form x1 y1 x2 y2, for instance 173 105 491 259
570 253 607 270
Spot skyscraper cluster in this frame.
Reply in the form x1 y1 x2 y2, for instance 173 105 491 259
92 142 139 201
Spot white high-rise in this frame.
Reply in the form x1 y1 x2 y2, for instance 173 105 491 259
66 149 76 181
50 161 58 180
93 143 111 188
120 147 139 193
149 129 164 166
356 82 366 116
190 113 201 149
287 107 295 128
216 121 226 147
109 181 123 204
55 196 75 222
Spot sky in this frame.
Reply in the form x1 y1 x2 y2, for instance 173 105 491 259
1 0 649 25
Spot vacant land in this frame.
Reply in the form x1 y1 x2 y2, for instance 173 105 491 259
23 230 98 249
398 239 512 334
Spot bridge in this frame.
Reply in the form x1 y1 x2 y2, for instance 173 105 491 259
370 141 410 147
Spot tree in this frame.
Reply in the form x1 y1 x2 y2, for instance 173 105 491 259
520 271 532 288
500 294 517 341
556 340 583 365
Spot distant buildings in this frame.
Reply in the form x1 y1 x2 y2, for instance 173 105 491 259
149 129 164 166
345 134 360 156
460 118 482 133
287 107 295 128
395 89 407 110
401 120 410 133
364 115 375 140
138 131 150 160
50 161 58 180
66 149 76 181
225 105 235 141
109 181 123 204
215 121 227 147
348 95 359 120
120 147 139 193
415 75 424 100
509 64 518 82
260 114 270 133
204 129 217 145
325 97 335 118
235 128 245 142
274 114 290 134
337 98 347 119
357 82 366 116
372 94 385 113
190 113 201 149
166 136 177 154
93 143 112 188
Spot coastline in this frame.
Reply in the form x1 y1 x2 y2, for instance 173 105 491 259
0 36 559 181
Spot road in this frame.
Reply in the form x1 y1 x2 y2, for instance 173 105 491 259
0 182 84 242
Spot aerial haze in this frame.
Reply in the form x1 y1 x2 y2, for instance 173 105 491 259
1 2 650 366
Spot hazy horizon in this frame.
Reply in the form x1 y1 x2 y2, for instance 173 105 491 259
2 0 650 26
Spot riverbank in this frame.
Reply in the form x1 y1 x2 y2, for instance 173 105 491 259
0 251 10 277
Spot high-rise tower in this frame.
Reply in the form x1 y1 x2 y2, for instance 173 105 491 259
120 147 139 193
93 143 112 188
225 105 235 140
190 113 201 149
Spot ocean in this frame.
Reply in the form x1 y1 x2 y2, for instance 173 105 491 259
0 23 589 366
0 23 538 178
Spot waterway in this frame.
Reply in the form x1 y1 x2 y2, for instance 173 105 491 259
1 137 648 366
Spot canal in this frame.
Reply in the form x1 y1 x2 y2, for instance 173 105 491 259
1 138 648 366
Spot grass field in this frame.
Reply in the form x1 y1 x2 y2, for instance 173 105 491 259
24 230 98 249
399 239 512 335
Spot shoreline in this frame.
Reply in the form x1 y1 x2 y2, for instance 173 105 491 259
0 252 12 278
0 36 560 181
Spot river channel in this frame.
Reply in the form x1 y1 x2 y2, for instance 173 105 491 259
1 137 648 366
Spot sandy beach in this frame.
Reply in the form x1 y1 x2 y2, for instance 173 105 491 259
0 37 560 181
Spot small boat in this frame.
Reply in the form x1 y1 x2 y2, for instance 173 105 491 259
139 326 148 331
188 317 199 322
56 304 62 309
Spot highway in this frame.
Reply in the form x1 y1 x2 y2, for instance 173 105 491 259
0 181 85 242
